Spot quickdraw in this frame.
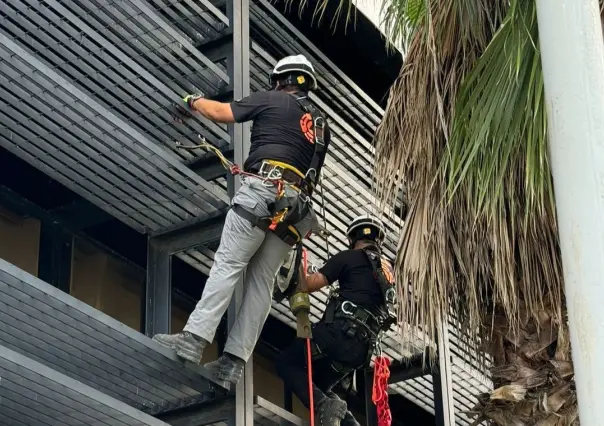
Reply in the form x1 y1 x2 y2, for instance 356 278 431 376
372 344 392 426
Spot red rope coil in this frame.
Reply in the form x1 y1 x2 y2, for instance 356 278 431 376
372 356 392 426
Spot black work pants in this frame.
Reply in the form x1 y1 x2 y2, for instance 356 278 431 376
275 318 372 408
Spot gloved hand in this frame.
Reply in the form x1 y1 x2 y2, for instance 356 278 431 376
289 291 312 338
170 93 204 123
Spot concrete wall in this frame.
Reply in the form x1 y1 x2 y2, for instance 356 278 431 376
0 206 40 276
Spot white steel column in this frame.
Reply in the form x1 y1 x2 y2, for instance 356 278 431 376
536 1 604 424
436 317 455 426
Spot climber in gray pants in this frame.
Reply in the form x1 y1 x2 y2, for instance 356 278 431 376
153 54 331 388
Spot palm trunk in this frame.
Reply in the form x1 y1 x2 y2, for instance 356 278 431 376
468 300 577 425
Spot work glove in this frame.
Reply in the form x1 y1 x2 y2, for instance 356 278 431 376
289 291 312 339
170 93 204 123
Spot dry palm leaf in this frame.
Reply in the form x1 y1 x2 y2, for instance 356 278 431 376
549 360 573 379
491 384 527 402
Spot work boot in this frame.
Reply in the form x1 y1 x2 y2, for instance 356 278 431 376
316 397 347 426
326 392 360 426
152 331 207 364
203 354 245 389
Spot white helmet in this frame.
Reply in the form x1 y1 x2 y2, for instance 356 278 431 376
269 55 318 91
346 214 386 245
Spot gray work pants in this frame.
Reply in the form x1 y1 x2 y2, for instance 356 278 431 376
183 175 318 361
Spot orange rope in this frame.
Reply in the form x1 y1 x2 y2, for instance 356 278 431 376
306 337 315 426
301 248 315 426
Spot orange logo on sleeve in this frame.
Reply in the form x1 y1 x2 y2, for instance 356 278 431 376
380 258 395 284
300 113 315 144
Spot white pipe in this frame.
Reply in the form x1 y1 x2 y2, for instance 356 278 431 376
437 316 456 426
535 1 604 424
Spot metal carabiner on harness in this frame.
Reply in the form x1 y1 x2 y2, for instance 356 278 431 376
340 300 357 316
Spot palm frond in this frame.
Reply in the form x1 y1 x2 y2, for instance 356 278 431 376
381 0 426 52
372 0 507 359
442 0 563 346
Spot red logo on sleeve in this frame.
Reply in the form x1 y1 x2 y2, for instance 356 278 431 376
300 113 315 144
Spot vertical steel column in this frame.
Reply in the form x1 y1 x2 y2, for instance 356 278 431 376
144 237 171 337
432 371 445 426
226 0 253 424
144 219 224 337
536 1 604 424
433 319 455 426
38 222 73 293
280 385 293 426
364 368 378 426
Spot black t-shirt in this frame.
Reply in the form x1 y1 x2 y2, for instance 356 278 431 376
319 249 389 310
230 90 330 174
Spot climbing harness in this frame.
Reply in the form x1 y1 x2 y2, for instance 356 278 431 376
176 136 326 246
322 247 397 342
362 247 398 330
290 94 327 194
320 245 396 425
173 87 327 247
372 342 392 426
175 91 327 247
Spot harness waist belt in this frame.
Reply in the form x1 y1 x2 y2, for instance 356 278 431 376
331 299 382 336
249 160 305 190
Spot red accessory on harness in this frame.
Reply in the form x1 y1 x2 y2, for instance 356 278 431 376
372 355 392 426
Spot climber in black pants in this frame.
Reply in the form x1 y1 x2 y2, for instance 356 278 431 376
276 215 397 426
277 316 371 425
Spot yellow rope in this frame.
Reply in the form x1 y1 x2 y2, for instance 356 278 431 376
175 137 233 170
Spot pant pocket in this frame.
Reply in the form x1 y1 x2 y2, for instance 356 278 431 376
232 178 274 217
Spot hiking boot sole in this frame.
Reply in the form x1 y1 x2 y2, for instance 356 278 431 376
176 346 203 364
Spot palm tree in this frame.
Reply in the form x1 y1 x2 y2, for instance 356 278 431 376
290 0 604 424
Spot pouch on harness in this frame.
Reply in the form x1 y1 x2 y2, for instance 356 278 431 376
232 95 327 246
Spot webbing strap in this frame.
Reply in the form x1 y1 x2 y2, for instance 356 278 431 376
291 94 328 190
362 248 397 329
231 204 271 231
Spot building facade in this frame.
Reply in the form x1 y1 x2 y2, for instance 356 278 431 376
0 1 490 425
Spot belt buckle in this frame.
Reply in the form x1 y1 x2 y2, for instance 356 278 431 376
259 161 272 177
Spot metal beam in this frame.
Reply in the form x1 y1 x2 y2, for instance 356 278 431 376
388 350 433 384
145 214 226 337
433 320 455 426
0 345 170 426
156 397 235 426
226 0 253 423
148 213 227 254
145 237 172 337
187 149 234 182
49 199 114 230
364 368 378 426
197 30 234 62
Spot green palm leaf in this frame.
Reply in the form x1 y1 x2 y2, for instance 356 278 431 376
444 0 562 332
